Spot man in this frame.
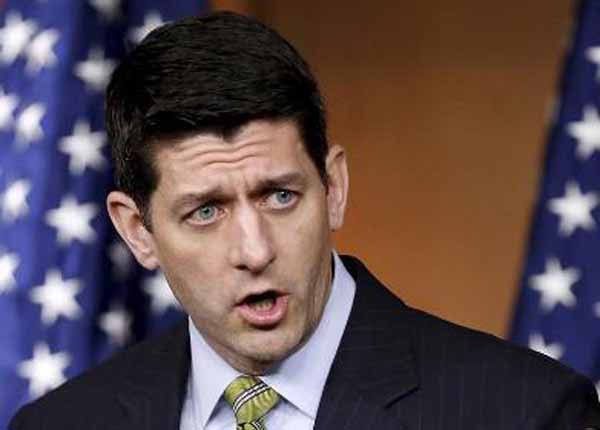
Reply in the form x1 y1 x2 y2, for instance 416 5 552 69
9 11 600 430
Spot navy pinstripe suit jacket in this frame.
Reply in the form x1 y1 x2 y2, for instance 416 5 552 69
10 256 600 429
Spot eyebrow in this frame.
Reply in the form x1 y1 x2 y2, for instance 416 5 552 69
170 171 307 214
251 172 306 194
170 187 226 215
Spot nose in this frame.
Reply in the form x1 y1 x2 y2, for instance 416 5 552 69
229 205 275 273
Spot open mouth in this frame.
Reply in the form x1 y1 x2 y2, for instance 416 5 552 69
236 291 288 327
244 291 278 312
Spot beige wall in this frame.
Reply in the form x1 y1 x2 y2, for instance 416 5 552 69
213 1 573 337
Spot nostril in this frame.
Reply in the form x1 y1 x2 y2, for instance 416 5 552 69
237 248 275 273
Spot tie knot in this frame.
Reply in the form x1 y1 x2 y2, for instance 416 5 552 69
224 376 280 425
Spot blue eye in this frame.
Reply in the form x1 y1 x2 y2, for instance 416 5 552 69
196 205 217 221
268 190 297 209
275 190 293 204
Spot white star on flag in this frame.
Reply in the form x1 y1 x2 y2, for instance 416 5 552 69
17 342 70 398
567 105 600 160
0 11 37 64
529 333 564 361
25 28 60 74
129 11 165 44
45 196 97 245
0 251 20 294
587 46 600 81
594 302 600 319
108 241 134 281
143 271 181 315
1 179 32 221
89 0 122 21
74 47 116 92
529 257 579 312
99 304 132 346
547 181 598 236
30 269 82 325
0 87 19 130
15 102 46 146
59 120 106 174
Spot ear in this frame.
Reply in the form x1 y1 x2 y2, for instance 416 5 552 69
325 144 349 231
106 191 160 270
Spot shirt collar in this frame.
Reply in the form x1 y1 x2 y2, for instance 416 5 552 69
188 251 356 427
188 318 240 429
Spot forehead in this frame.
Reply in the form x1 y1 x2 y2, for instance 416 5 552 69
153 120 315 190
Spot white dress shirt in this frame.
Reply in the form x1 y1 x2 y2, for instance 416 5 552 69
179 252 356 430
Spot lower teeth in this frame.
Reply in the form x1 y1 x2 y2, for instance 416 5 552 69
250 297 275 311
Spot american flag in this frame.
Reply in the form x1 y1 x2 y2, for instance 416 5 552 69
510 0 600 397
0 1 204 427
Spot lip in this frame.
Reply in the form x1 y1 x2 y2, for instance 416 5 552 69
236 293 289 328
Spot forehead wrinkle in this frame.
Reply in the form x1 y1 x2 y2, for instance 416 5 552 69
159 148 281 202
167 139 274 173
154 120 311 203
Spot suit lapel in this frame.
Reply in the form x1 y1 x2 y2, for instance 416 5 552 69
314 256 419 430
115 321 191 430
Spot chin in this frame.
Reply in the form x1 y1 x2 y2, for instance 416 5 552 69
247 350 288 366
241 330 302 364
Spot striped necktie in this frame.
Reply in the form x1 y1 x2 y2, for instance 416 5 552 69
224 375 280 430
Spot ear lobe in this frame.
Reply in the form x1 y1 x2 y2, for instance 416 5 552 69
106 191 159 270
325 145 349 231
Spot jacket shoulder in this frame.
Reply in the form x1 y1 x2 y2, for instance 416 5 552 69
403 306 599 426
344 254 587 382
405 305 568 373
341 255 599 426
9 321 189 430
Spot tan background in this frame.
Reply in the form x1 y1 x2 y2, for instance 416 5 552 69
213 0 573 338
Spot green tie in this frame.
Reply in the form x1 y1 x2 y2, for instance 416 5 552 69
224 375 280 430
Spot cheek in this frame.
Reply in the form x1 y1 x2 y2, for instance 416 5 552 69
153 233 231 304
288 195 330 241
276 198 330 275
155 224 226 274
164 263 232 327
278 200 331 298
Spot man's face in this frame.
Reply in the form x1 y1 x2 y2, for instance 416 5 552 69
109 120 348 373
